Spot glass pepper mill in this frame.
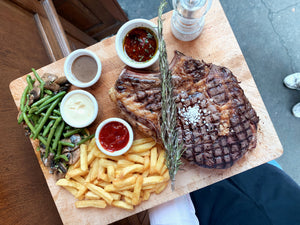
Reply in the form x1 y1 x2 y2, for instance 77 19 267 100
171 0 213 41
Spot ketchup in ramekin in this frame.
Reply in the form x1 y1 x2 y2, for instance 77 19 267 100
95 118 133 156
99 121 129 152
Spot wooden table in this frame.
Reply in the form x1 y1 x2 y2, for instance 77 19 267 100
4 0 283 224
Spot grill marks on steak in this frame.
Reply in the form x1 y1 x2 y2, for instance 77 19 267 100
110 51 259 169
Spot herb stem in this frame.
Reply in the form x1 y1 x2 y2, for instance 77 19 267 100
158 0 184 191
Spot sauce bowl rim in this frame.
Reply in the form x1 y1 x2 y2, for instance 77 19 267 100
95 117 134 156
115 18 159 69
60 89 98 128
64 49 102 88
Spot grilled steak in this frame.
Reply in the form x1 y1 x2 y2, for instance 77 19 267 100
109 51 259 169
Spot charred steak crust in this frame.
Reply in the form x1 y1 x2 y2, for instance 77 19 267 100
110 51 259 169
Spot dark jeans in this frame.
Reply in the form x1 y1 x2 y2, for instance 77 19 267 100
190 164 300 225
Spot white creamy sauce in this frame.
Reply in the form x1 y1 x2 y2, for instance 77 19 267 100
63 93 94 126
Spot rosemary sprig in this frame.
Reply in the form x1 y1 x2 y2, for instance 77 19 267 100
158 0 184 191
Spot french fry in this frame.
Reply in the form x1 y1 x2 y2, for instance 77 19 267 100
117 190 133 199
75 200 106 209
162 170 170 181
85 191 101 200
160 164 168 175
64 186 78 198
155 150 165 173
113 175 137 188
96 180 111 188
56 179 85 191
126 154 144 164
87 146 97 165
142 184 156 190
136 151 151 157
86 183 113 205
57 137 170 211
128 141 156 153
112 200 133 210
124 196 132 205
150 147 158 175
93 148 124 161
72 175 86 185
107 165 115 182
65 168 88 179
80 144 88 171
143 156 150 170
119 164 144 178
91 159 100 181
76 186 88 199
99 158 117 168
142 170 149 178
104 184 135 192
97 165 106 180
142 190 151 201
87 138 96 152
117 159 135 168
155 182 168 194
132 137 154 146
110 193 121 201
142 176 165 187
132 175 143 205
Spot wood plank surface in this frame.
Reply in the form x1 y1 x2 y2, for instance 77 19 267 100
9 1 283 224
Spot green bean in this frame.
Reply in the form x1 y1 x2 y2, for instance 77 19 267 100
40 83 45 98
17 113 24 124
56 142 62 157
39 91 66 109
22 111 36 134
38 135 47 146
32 68 45 98
64 125 72 130
33 97 61 139
49 115 60 120
44 89 53 95
40 113 60 120
26 75 34 90
77 134 95 145
63 128 83 138
32 68 44 85
53 109 61 116
55 154 69 162
20 86 29 112
28 106 39 114
59 141 75 148
35 103 51 115
31 95 52 107
45 117 62 157
52 121 65 151
42 120 55 136
31 114 40 126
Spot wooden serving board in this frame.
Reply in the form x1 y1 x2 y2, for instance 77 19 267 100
9 1 283 224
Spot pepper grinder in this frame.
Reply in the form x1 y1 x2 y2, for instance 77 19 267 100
171 0 212 41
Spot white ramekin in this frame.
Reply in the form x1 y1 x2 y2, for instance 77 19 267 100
60 90 98 128
115 19 159 69
64 49 102 88
95 118 134 156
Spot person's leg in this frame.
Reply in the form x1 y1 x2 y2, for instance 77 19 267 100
190 164 300 225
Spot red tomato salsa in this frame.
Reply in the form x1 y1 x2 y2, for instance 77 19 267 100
123 27 157 62
99 121 129 152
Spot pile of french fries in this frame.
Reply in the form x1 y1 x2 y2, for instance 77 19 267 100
56 137 170 210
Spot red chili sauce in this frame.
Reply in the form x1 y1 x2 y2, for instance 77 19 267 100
123 27 157 62
99 121 129 152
